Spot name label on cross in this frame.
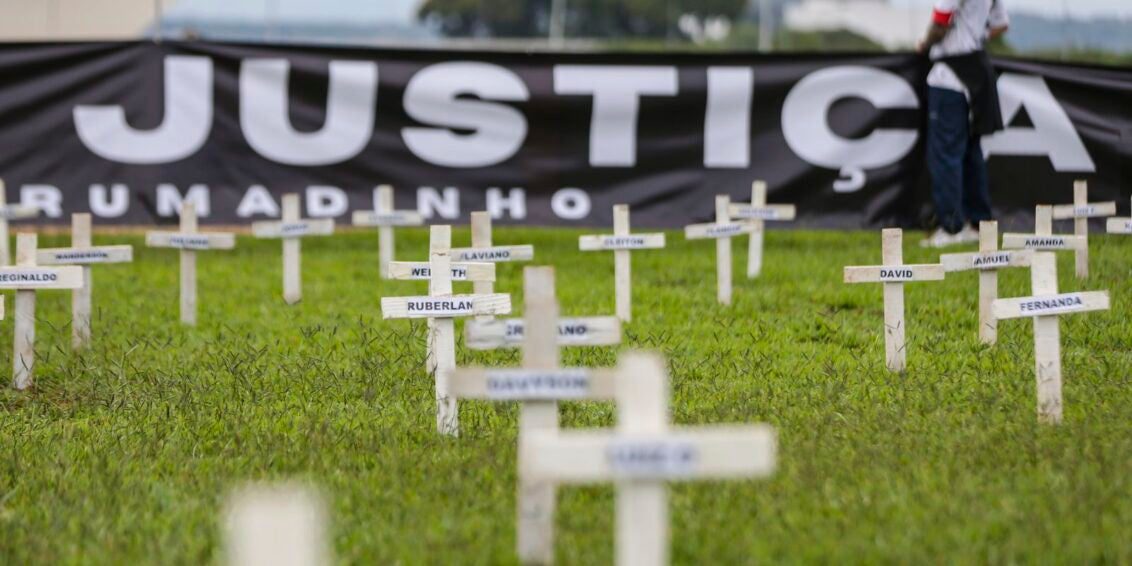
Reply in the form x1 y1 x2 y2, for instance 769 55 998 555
279 222 313 236
1074 205 1096 216
169 235 214 249
606 440 698 478
1024 237 1069 249
1018 293 1088 316
732 208 780 220
456 248 510 261
879 268 914 281
405 298 476 316
706 224 744 237
51 250 111 263
411 266 467 280
600 236 650 249
484 369 591 400
506 319 593 341
972 252 1012 269
0 270 59 285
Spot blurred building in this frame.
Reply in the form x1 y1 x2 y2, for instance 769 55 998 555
0 0 161 40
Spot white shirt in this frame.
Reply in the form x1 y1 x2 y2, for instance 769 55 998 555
927 0 1009 95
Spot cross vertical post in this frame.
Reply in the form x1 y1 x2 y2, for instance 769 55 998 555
613 205 632 321
881 229 905 371
471 211 494 320
0 180 40 266
377 185 395 279
747 181 766 278
13 234 36 389
616 354 670 566
72 213 93 348
977 221 997 344
1073 180 1089 279
281 194 301 304
180 203 198 325
428 225 457 435
715 195 732 305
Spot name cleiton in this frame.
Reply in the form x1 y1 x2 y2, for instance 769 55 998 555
1018 293 1086 315
168 235 212 249
1023 237 1067 248
600 236 648 249
0 271 59 286
607 441 698 478
52 250 111 263
973 252 1011 269
405 298 475 316
879 268 914 281
485 370 590 400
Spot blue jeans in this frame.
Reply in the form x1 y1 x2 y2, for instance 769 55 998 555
927 87 993 234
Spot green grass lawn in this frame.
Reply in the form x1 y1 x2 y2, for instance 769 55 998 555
2 226 1132 564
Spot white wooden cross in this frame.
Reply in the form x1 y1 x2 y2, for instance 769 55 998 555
1105 196 1132 236
36 213 133 349
252 194 334 304
449 266 622 565
729 180 797 279
939 221 1032 345
684 195 754 306
1049 180 1115 279
843 228 945 372
452 212 534 319
145 203 236 325
381 225 511 436
1003 205 1086 257
1 233 83 390
992 252 1109 424
522 351 776 566
351 185 424 279
0 179 40 266
578 204 665 321
224 483 329 566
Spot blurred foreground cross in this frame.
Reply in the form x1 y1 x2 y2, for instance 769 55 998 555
224 483 329 566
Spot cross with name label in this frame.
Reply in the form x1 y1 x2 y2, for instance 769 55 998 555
939 221 1032 345
145 203 236 325
0 179 40 266
684 195 754 306
1 233 83 390
450 266 622 564
381 225 511 436
1049 180 1115 279
579 204 665 322
1105 196 1132 236
1003 205 1086 258
522 351 777 566
844 228 945 372
36 213 133 349
992 251 1109 424
224 483 330 566
729 180 797 279
252 193 335 304
452 212 534 320
351 185 424 279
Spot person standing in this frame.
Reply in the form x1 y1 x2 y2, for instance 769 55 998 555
917 0 1010 248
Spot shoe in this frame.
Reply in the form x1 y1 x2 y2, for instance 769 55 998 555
956 225 981 244
919 227 965 248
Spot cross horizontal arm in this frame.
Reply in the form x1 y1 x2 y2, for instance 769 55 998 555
465 316 622 349
36 245 134 265
727 203 797 221
843 264 945 283
521 425 777 483
251 219 334 238
939 250 1032 272
388 261 495 282
350 210 424 227
1106 217 1132 234
450 245 534 262
0 266 84 289
0 205 39 220
1002 233 1086 250
578 233 666 251
683 222 754 240
992 291 1110 320
1051 202 1117 219
381 293 511 319
447 367 618 401
145 231 236 250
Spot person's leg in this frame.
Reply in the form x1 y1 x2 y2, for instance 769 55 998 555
926 87 968 234
962 135 993 225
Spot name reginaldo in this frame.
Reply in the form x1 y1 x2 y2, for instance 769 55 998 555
1018 293 1087 315
0 271 59 286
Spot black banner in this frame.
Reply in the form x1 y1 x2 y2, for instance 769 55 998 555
0 41 1128 228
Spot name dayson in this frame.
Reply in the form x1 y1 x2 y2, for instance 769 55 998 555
407 299 474 312
0 272 58 283
487 374 589 394
1020 295 1084 313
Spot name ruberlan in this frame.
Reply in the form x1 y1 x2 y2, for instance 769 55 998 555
407 300 473 312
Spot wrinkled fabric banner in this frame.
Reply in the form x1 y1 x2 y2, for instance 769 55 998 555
0 40 1127 228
